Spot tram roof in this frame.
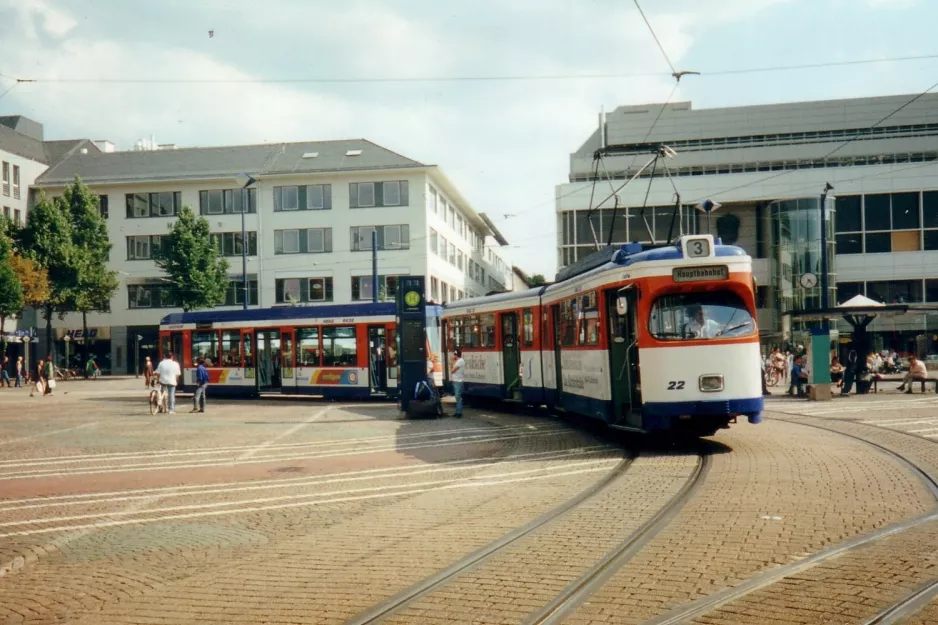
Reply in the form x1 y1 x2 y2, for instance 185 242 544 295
160 302 442 327
442 286 547 313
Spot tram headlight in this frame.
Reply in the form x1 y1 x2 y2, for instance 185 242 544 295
699 374 724 392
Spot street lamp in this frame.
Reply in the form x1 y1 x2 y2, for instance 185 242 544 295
235 173 257 311
695 199 722 235
820 182 834 321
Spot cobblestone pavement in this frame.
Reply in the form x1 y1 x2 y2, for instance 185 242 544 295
2 380 938 624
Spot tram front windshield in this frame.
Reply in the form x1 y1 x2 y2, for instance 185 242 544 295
649 291 755 340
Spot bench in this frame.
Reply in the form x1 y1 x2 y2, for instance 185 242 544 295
874 377 938 393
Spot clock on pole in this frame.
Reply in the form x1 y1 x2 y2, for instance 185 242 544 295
800 272 818 289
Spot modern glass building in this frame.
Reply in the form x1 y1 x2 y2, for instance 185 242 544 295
556 94 938 355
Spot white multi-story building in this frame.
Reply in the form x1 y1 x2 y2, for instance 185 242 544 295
34 138 512 374
557 93 938 355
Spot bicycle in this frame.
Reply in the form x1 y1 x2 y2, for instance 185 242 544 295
148 384 168 415
765 365 783 387
54 367 77 381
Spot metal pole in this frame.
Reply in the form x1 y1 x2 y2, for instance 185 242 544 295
372 229 378 303
820 187 831 329
241 188 248 310
135 335 140 378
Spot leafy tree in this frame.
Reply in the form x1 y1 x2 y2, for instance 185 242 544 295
19 191 80 357
9 254 50 309
0 259 24 340
154 206 229 312
530 274 547 286
60 176 118 361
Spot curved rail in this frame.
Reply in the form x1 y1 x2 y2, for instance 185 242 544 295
525 449 710 625
344 452 636 625
644 418 938 625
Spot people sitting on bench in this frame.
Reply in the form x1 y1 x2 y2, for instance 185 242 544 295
789 355 809 397
897 356 928 394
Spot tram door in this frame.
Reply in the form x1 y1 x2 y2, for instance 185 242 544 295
605 287 642 428
280 329 295 394
500 312 521 398
255 330 282 391
368 325 388 394
551 304 563 404
241 330 255 389
160 332 186 383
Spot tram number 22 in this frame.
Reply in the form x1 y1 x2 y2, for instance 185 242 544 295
666 381 686 390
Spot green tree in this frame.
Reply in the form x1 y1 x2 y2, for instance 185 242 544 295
154 206 229 312
530 274 547 286
0 258 24 340
60 176 118 362
20 191 80 357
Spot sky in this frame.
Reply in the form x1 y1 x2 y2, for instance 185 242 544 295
0 0 935 278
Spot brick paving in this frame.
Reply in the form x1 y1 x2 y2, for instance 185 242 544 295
3 380 938 624
560 419 934 625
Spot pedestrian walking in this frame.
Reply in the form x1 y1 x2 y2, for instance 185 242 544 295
192 358 209 413
15 356 23 388
155 351 181 414
85 355 96 380
144 356 155 388
0 356 10 387
42 354 55 395
450 347 465 418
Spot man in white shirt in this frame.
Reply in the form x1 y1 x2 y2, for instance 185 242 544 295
898 356 928 393
684 306 722 339
155 352 182 414
450 348 466 418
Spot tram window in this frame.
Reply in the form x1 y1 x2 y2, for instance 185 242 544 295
479 313 496 348
560 299 577 347
649 291 755 341
221 331 241 367
522 308 534 347
448 319 460 348
191 331 220 366
462 316 481 347
297 328 320 366
322 326 357 367
243 334 254 368
577 292 600 346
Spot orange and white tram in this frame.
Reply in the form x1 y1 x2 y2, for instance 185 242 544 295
442 235 763 436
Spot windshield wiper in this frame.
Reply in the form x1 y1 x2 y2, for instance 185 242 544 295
718 319 753 336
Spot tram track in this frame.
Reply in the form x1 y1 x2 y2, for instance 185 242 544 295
642 417 938 625
347 445 711 625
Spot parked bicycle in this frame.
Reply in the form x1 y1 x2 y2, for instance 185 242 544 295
54 367 77 381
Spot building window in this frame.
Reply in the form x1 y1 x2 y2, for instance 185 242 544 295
224 277 259 306
349 181 409 208
274 228 332 254
835 233 862 255
125 192 182 218
126 235 162 260
275 277 333 304
350 225 410 251
835 195 861 232
2 207 8 219
127 284 179 309
11 165 19 199
13 209 20 225
272 185 330 212
200 188 257 215
891 192 920 230
98 195 109 218
457 250 464 271
211 231 258 257
1 162 8 196
864 232 891 254
438 235 447 258
448 206 456 230
927 279 938 302
863 194 891 231
428 186 438 215
430 229 438 255
351 275 400 301
924 191 938 229
448 242 456 265
867 279 923 304
431 277 439 302
924 230 938 251
837 282 864 304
